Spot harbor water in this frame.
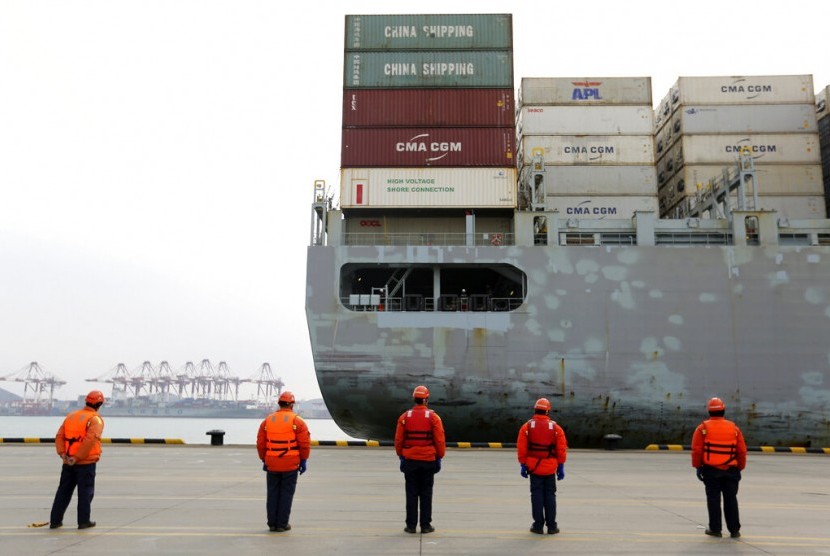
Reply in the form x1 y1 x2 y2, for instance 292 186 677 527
0 416 362 445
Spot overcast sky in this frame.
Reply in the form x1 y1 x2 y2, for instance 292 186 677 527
1 0 828 402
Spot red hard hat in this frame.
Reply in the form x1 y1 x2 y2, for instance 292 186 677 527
707 397 725 412
534 397 551 411
279 391 295 404
85 390 105 405
413 385 430 399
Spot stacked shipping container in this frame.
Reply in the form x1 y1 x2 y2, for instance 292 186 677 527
655 75 826 219
517 77 659 219
816 86 830 215
340 14 516 210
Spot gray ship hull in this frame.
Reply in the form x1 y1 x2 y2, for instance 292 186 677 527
306 234 830 448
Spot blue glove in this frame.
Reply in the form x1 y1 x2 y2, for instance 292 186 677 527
399 456 405 473
520 464 529 478
556 463 565 481
262 462 268 472
696 467 705 482
298 460 307 475
435 458 441 473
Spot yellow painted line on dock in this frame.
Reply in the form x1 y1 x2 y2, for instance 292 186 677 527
645 444 685 451
0 438 184 444
646 444 830 454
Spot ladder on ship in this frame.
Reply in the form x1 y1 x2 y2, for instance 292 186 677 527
685 148 758 220
384 268 413 298
520 149 547 211
310 179 332 246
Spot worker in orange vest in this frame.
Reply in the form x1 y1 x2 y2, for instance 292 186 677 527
257 391 311 532
395 385 446 534
691 397 747 539
517 397 568 534
49 390 105 530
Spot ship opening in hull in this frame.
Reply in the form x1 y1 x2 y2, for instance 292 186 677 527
340 263 526 313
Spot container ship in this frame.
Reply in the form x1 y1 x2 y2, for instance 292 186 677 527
305 14 830 448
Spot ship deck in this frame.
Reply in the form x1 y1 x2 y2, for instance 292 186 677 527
1 444 828 554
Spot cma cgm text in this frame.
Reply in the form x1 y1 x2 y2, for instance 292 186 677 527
567 206 618 215
396 142 462 152
721 85 773 93
725 145 776 153
563 146 615 154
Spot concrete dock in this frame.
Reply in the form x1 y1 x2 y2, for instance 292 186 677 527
0 445 828 555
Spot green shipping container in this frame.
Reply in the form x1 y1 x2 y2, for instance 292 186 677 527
344 51 513 89
345 14 512 51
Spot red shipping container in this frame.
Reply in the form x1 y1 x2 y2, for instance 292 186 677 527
341 127 516 167
342 89 516 127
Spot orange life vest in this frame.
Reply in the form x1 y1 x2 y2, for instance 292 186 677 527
264 411 300 470
526 418 558 462
402 408 434 448
700 418 740 467
63 409 103 458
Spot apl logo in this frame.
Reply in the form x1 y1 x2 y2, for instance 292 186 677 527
571 81 602 101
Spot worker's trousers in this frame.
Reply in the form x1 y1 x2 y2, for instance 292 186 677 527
529 473 557 530
50 462 97 526
403 459 438 528
701 465 741 534
266 469 298 528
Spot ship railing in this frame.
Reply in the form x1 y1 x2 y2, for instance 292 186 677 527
341 295 522 312
778 233 830 246
655 232 732 245
558 232 636 246
343 232 515 247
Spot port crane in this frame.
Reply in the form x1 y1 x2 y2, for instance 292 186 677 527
86 360 282 404
0 362 66 411
243 363 284 405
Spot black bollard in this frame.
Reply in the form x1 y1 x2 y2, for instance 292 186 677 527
206 430 226 446
603 434 622 450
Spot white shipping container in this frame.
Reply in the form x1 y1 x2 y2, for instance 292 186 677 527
670 195 827 220
680 134 820 165
671 75 815 106
522 165 657 196
742 195 827 219
658 175 681 212
817 86 829 120
676 164 824 196
520 77 652 105
520 135 655 166
340 167 517 209
518 106 654 135
547 196 659 220
673 104 817 134
659 142 685 186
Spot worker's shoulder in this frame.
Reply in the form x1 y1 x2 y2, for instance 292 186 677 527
294 414 308 426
